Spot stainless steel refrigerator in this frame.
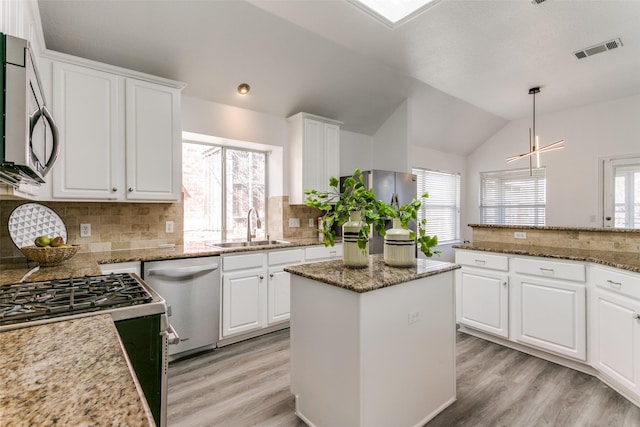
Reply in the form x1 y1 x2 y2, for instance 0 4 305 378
340 169 418 254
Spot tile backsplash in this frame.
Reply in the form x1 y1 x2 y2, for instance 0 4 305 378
0 200 183 258
268 196 323 241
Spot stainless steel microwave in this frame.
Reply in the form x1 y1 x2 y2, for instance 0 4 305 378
1 33 59 187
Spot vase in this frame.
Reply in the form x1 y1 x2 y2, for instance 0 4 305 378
384 218 415 267
342 211 369 268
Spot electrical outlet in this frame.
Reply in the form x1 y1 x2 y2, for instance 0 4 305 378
289 218 300 228
408 311 420 325
165 221 174 233
309 218 315 227
514 232 527 239
80 224 91 237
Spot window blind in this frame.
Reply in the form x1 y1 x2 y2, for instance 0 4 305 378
480 168 546 226
412 168 460 243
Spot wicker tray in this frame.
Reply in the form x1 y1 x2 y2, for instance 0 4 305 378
20 245 79 267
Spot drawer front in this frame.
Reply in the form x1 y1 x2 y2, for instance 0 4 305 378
455 250 509 271
305 244 342 261
268 249 304 266
513 258 586 282
222 252 265 271
592 266 640 300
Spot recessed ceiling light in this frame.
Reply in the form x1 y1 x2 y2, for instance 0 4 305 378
237 83 250 95
349 0 440 28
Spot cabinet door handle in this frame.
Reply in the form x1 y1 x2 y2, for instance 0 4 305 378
474 259 486 265
329 251 337 256
606 279 622 288
633 313 640 320
540 268 554 275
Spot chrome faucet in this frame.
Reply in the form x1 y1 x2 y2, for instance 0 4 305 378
247 207 262 243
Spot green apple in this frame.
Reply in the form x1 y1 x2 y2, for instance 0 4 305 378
34 236 51 247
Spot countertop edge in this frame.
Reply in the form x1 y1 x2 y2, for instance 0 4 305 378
453 244 640 274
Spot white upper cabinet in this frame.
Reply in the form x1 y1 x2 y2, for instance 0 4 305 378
125 79 181 201
52 62 123 200
45 54 184 202
288 113 342 205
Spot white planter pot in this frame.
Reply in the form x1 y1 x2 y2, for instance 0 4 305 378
384 218 415 267
342 211 368 268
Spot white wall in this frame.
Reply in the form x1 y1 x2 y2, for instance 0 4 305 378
372 100 409 172
464 92 640 241
340 130 373 176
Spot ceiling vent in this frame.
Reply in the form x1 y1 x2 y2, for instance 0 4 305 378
574 38 623 60
532 0 547 4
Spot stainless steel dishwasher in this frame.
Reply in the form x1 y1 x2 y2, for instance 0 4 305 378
143 256 220 360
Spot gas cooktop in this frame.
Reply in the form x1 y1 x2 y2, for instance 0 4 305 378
0 273 166 329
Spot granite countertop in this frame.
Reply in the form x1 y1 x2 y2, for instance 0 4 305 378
454 242 640 273
284 254 460 293
467 224 640 233
0 314 155 426
0 238 329 286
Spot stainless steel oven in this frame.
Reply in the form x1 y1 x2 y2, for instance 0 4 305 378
0 273 176 426
1 32 59 187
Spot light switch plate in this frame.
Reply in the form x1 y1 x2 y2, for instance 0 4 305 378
309 218 315 227
165 221 174 233
289 218 300 228
514 231 527 239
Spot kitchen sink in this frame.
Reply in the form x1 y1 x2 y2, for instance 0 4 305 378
208 240 289 248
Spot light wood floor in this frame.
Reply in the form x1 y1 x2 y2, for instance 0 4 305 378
167 329 640 427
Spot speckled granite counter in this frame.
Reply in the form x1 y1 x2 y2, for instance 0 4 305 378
0 238 328 286
454 242 640 273
284 254 460 293
0 314 154 426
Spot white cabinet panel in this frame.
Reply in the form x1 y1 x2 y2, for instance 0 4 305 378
592 290 640 392
221 268 265 338
305 244 343 262
268 267 291 324
513 257 586 282
513 274 586 360
125 79 181 201
288 113 342 204
455 250 509 271
52 62 123 199
456 268 509 338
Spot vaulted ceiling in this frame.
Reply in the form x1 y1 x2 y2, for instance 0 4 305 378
37 0 640 155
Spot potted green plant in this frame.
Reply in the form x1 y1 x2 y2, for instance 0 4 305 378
305 169 386 267
376 194 441 265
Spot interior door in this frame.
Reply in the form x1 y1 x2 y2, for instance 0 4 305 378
602 156 640 228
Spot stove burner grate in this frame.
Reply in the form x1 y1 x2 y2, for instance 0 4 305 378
0 273 153 325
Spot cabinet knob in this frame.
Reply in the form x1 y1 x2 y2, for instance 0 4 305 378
128 187 133 192
633 313 640 320
111 187 117 192
502 281 508 287
269 273 274 278
259 275 264 280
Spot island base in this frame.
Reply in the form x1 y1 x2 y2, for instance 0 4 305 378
290 271 456 427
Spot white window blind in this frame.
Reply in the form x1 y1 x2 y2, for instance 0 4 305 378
480 168 546 226
412 168 460 243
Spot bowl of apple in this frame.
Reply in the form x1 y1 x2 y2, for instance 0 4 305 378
20 235 79 267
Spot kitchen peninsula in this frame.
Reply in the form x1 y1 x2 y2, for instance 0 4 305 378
285 255 460 427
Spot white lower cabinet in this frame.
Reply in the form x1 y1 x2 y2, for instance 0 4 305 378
221 248 304 339
455 250 509 338
512 274 586 361
591 266 640 394
222 267 266 337
457 268 509 338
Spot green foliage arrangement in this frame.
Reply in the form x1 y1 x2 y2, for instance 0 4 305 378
375 194 441 258
305 168 441 258
305 168 386 251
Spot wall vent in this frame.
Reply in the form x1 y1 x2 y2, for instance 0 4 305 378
574 38 623 60
532 0 546 4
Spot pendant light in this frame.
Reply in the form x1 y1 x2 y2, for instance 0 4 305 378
506 87 565 173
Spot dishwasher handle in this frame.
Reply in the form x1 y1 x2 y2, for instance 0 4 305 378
147 263 219 279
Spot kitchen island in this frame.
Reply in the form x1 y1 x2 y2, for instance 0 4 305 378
285 255 460 427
